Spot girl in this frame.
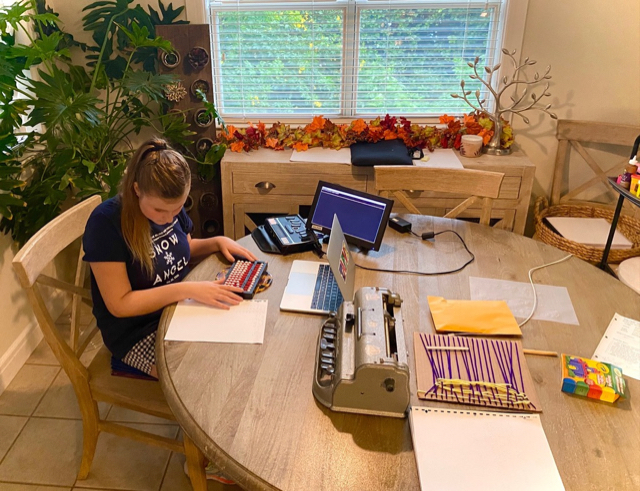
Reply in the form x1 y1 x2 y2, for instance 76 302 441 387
83 138 256 379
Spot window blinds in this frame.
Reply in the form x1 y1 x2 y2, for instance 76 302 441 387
208 1 506 119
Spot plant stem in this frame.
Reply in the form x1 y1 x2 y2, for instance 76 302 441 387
90 13 124 93
107 50 136 129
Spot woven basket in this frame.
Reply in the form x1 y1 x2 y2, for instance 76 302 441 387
534 197 640 263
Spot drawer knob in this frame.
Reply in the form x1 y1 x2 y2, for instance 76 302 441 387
255 181 276 190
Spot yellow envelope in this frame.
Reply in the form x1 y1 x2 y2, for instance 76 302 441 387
427 296 522 336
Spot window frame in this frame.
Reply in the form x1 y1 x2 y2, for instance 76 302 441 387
185 0 529 124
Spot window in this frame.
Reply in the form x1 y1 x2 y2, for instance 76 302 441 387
208 1 509 120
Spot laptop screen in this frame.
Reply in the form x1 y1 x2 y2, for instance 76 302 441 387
308 181 393 251
327 214 355 302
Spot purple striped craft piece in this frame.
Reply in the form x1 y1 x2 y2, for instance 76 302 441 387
414 333 541 412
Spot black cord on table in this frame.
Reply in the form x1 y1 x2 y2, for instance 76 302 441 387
355 230 475 276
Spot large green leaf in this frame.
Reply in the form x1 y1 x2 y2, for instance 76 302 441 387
0 192 26 220
0 98 30 133
159 111 196 148
0 179 25 191
116 22 172 51
148 1 187 26
121 70 175 101
103 55 128 80
35 0 87 52
82 0 133 32
0 0 30 32
197 144 227 181
29 90 103 132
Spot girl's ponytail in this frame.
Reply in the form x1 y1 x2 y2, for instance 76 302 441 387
119 138 190 277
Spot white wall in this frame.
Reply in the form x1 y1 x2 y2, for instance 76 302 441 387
0 231 73 394
0 233 40 392
512 0 640 228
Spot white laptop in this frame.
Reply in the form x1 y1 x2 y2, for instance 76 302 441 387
280 215 355 314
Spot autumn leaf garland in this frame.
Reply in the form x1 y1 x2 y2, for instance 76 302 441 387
217 113 514 153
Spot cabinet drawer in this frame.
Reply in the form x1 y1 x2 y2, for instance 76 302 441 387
232 172 367 196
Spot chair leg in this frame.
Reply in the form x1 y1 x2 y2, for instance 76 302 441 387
184 434 207 491
77 408 100 480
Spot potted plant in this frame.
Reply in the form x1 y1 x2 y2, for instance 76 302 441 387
0 0 197 245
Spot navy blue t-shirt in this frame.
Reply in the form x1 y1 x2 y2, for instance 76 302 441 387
82 196 193 358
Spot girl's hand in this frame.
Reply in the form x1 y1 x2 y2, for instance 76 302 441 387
214 236 258 262
189 279 244 310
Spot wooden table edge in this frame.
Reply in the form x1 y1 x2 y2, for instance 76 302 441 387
156 267 278 491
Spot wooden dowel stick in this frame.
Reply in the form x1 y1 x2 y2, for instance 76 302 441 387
523 349 558 357
426 346 470 352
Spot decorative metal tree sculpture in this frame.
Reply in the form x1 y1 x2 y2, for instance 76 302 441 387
452 48 557 155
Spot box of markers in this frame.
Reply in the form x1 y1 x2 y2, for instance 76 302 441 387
561 354 627 403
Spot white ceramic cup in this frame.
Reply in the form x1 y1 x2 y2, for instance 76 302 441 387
460 134 483 158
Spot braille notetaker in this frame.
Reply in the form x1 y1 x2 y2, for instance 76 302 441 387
223 260 268 299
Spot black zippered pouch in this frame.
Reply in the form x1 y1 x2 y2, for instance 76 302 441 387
350 140 414 166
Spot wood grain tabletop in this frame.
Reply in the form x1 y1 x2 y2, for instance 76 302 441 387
157 215 640 491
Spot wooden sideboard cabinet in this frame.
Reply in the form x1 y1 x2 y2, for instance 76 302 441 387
221 148 535 239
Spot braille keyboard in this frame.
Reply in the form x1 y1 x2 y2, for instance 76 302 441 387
223 260 268 299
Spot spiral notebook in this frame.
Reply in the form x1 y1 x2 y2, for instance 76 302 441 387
409 407 565 491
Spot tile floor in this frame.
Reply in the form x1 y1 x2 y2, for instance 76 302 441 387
0 304 231 491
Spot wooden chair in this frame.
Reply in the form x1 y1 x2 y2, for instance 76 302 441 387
374 166 504 225
551 119 640 207
12 195 207 491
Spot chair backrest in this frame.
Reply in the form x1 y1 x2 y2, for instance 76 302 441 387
13 196 102 386
550 119 640 206
374 166 504 225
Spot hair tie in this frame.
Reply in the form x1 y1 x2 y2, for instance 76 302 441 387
151 140 167 151
140 140 168 162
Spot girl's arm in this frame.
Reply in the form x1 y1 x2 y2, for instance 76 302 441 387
188 235 257 262
90 262 244 317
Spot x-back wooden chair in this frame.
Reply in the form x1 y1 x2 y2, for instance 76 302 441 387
551 119 640 208
374 166 505 225
12 195 207 490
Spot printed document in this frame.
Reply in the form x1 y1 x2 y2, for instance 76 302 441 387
593 313 640 380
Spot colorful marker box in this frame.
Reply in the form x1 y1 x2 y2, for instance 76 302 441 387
561 355 627 403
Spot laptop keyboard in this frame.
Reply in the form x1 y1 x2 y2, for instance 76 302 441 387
310 264 344 312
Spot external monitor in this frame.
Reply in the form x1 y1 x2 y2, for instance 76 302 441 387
307 181 393 251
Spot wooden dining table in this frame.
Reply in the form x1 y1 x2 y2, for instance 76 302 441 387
156 215 640 491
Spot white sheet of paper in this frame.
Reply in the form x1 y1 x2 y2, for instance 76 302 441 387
592 313 640 380
415 148 464 169
290 147 352 164
164 299 268 344
409 407 565 491
545 217 633 249
469 277 579 325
